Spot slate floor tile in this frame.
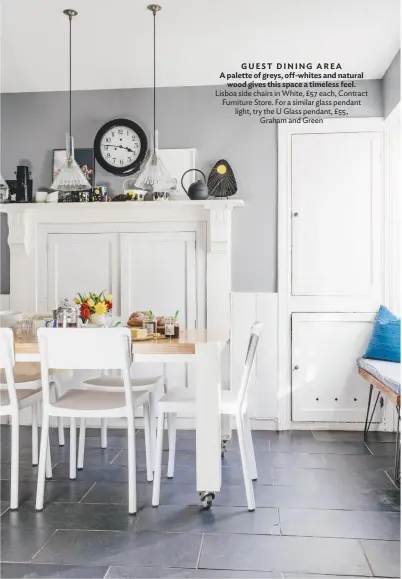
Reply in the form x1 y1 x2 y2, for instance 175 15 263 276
1 501 10 515
106 567 279 578
136 505 280 534
0 479 94 505
279 508 400 540
0 462 45 482
1 501 139 532
265 452 327 469
51 463 154 483
0 562 108 578
51 448 121 468
270 441 371 455
312 430 396 443
163 462 274 486
361 539 401 577
33 529 202 568
273 466 395 490
284 575 379 579
81 481 153 508
84 437 129 450
252 486 401 511
199 534 371 575
365 442 397 456
1 525 55 563
322 453 394 471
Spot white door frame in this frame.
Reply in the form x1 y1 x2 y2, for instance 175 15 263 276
382 103 401 432
277 117 387 431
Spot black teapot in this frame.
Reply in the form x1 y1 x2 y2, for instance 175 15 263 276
181 169 209 200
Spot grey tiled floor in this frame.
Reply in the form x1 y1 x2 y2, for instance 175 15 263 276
0 426 400 578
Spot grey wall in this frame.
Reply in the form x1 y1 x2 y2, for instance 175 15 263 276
1 81 382 293
382 50 401 118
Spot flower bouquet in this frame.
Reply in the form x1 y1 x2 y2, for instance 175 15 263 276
73 291 113 325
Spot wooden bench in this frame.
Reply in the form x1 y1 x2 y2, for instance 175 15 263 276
358 362 400 481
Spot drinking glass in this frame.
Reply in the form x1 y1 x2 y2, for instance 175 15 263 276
15 319 34 339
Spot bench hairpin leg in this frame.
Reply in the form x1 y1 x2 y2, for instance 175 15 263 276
394 406 400 483
364 385 380 438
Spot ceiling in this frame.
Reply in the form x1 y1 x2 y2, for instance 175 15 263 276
0 0 400 93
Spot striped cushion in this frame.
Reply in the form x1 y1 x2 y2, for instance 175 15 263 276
357 357 401 395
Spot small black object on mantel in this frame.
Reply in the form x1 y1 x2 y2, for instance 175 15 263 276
181 169 209 200
207 159 237 198
15 166 32 202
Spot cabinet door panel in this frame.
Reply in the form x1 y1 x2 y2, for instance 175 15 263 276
291 313 379 422
121 232 197 395
47 234 119 311
291 132 381 298
121 232 196 329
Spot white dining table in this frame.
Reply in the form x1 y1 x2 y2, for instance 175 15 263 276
14 328 230 503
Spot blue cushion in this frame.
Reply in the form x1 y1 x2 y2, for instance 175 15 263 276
363 305 401 363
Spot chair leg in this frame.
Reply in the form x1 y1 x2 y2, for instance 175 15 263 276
101 418 107 449
69 417 77 480
36 412 50 511
143 402 153 482
127 411 137 515
77 418 86 470
31 403 39 466
45 435 53 479
10 413 19 510
394 406 400 482
236 413 256 511
152 412 165 507
53 380 65 446
149 390 157 470
244 413 258 481
167 413 177 479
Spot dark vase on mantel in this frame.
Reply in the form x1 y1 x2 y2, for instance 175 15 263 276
15 165 32 203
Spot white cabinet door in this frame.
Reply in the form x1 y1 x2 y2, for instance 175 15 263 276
291 131 382 298
47 233 119 311
291 313 380 422
120 232 197 329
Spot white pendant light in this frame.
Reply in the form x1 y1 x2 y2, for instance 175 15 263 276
51 9 91 193
135 4 175 193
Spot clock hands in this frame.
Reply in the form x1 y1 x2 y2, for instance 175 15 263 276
103 143 137 155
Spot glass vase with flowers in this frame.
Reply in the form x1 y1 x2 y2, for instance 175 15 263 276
73 291 113 326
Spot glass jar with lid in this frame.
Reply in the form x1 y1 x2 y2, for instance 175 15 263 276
143 311 157 335
57 298 79 328
164 316 175 339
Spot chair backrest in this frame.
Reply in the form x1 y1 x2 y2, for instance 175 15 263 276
38 327 133 407
236 322 263 411
0 328 18 411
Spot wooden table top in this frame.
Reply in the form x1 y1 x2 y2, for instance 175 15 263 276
14 328 230 356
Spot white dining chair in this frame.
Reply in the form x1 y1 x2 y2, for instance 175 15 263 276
152 322 262 511
78 370 164 470
0 328 52 510
35 327 152 515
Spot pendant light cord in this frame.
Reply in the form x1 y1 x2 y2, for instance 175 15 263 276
69 14 72 139
153 9 156 155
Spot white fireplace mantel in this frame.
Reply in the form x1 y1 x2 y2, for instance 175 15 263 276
0 199 243 255
1 199 243 329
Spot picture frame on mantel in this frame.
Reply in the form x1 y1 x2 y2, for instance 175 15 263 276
53 148 95 187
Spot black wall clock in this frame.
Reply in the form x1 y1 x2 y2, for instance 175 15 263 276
94 118 148 176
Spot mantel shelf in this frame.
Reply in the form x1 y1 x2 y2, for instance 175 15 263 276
0 198 244 213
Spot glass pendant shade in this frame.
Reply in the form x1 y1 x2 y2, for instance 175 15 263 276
135 136 176 193
134 6 175 194
51 134 91 192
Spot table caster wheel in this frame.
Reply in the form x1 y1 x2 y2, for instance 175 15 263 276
200 491 215 510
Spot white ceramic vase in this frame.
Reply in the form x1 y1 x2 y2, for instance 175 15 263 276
89 314 106 326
